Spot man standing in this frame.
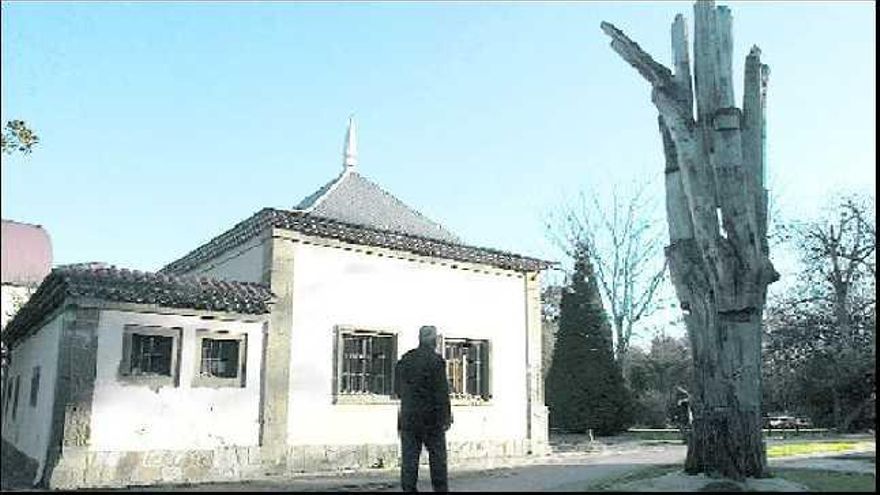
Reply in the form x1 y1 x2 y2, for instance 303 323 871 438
394 325 453 492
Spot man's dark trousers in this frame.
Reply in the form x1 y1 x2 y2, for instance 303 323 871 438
400 427 448 492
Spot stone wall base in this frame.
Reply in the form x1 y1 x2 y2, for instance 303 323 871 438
46 445 266 489
46 439 546 489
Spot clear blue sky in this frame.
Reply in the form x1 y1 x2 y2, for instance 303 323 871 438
2 1 875 282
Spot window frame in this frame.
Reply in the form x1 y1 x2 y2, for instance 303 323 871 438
332 326 398 405
118 325 182 388
192 329 248 388
443 337 492 403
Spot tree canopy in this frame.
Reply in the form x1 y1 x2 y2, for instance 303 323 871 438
764 194 876 431
545 252 631 435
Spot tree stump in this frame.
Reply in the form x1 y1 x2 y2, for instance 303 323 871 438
601 0 779 480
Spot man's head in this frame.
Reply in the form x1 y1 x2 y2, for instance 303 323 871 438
418 325 438 349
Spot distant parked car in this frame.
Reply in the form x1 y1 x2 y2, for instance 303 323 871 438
793 417 812 428
767 415 797 429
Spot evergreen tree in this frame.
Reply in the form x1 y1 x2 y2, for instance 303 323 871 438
545 251 631 435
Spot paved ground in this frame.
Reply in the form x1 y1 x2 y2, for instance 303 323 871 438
3 434 874 492
99 437 878 492
123 443 687 492
0 440 38 491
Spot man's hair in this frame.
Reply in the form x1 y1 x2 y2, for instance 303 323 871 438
419 325 438 347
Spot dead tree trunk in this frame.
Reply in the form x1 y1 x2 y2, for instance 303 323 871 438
601 0 779 480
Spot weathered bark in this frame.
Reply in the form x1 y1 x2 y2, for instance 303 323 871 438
602 0 779 480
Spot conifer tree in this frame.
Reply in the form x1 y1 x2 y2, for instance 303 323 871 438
546 251 631 435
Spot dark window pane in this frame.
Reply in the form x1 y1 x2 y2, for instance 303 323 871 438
201 339 240 378
12 375 21 421
4 379 13 416
445 340 488 398
130 334 174 376
30 367 40 407
340 332 395 395
480 341 490 398
131 333 174 376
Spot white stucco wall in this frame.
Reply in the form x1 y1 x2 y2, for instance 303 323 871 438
181 237 266 284
89 310 264 452
1 313 64 475
286 241 529 446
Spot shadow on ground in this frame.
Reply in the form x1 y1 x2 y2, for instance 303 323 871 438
1 439 38 490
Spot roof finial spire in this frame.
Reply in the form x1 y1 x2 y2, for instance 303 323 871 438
343 114 358 170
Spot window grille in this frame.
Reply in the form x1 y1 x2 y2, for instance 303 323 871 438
120 325 181 387
200 339 240 378
337 331 396 396
130 334 174 376
444 339 490 399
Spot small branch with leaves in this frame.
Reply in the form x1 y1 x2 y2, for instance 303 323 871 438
1 120 40 155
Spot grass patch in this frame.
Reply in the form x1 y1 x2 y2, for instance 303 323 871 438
581 464 680 491
767 441 870 458
623 429 684 442
621 428 834 443
771 468 876 492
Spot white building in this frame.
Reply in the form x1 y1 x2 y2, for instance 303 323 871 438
1 219 53 331
0 119 552 489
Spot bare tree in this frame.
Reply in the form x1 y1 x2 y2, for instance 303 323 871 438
766 194 876 431
601 0 779 480
546 181 669 372
792 195 876 310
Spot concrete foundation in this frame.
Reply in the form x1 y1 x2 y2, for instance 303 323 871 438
46 439 531 489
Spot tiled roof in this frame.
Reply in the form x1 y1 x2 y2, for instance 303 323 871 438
2 265 274 346
1 219 52 286
295 170 461 243
161 208 554 276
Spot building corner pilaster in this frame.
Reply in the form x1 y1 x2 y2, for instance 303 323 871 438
43 306 100 488
524 270 549 456
259 230 295 472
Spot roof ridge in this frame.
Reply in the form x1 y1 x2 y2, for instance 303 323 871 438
299 208 540 261
58 262 271 289
3 263 275 348
347 172 460 242
161 207 555 277
294 169 350 211
159 208 274 274
1 218 47 229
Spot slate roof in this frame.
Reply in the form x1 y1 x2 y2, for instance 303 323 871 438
1 219 53 287
161 208 554 276
2 265 274 346
295 170 461 243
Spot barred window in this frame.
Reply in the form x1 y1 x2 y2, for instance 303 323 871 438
444 339 491 399
201 339 240 378
120 325 181 387
130 334 173 376
335 330 397 396
194 331 247 388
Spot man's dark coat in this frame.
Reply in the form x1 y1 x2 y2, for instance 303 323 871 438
394 346 452 431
